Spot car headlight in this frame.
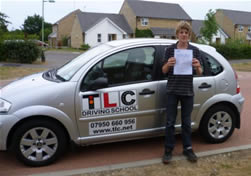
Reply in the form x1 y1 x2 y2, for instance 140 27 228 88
0 98 12 113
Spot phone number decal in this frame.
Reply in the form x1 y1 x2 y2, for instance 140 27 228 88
89 118 136 135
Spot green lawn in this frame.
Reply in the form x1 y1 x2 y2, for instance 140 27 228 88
0 66 47 80
231 62 251 72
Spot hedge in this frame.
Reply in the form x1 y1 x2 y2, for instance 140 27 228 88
80 44 90 51
211 40 251 60
135 28 153 38
0 40 41 63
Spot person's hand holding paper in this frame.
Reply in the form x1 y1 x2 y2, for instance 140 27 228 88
173 49 192 75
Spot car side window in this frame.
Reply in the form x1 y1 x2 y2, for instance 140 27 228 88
202 52 223 76
81 47 155 91
81 62 104 91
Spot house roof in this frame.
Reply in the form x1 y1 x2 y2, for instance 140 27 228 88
54 9 81 25
192 20 229 38
48 32 57 38
76 12 133 34
150 27 175 36
192 20 204 37
125 0 191 20
218 9 251 25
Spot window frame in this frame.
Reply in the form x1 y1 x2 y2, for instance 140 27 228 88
248 26 251 33
200 51 224 76
141 18 149 26
81 46 157 91
97 33 101 42
238 25 244 32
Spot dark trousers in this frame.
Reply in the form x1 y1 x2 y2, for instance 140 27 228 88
165 94 194 151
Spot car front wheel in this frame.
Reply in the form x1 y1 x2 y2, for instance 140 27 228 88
11 119 67 166
200 105 236 143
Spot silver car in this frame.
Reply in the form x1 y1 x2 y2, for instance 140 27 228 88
0 39 244 166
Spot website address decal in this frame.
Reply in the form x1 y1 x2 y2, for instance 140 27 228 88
89 118 136 135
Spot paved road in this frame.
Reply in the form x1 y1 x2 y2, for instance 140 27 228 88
0 71 250 176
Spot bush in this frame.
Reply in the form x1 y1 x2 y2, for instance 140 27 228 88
80 44 90 51
135 28 153 38
0 32 39 41
62 35 68 46
0 42 6 61
0 40 41 63
211 40 251 60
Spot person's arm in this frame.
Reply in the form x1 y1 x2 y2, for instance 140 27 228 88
192 58 202 75
162 46 175 74
192 48 203 76
162 57 176 74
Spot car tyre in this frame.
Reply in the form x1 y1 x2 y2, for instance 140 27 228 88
11 119 67 167
199 105 236 143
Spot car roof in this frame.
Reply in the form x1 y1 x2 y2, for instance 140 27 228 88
106 38 175 47
105 38 216 53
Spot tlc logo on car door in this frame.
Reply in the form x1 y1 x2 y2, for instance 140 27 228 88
82 90 138 117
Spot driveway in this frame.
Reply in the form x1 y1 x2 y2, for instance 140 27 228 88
0 52 250 176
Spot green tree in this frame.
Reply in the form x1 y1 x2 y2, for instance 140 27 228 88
22 14 42 35
42 27 52 41
200 9 218 44
0 12 10 32
22 14 52 41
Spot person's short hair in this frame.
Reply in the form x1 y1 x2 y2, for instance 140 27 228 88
176 21 192 36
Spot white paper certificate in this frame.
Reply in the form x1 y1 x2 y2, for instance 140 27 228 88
174 49 193 75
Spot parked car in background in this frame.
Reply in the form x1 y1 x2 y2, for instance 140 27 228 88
30 39 49 47
0 39 244 166
4 39 48 48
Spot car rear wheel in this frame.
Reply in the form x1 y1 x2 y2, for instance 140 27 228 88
200 105 236 143
11 119 67 166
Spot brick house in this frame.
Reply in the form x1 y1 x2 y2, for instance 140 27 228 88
215 9 251 44
70 12 132 48
119 0 192 39
48 9 81 47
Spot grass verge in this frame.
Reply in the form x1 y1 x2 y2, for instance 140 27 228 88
0 66 47 80
231 62 251 72
76 149 251 176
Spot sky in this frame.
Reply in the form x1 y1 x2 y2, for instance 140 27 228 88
1 0 251 30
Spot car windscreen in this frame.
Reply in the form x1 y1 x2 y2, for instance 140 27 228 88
56 44 112 81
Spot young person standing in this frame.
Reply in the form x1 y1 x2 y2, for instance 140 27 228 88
162 21 202 164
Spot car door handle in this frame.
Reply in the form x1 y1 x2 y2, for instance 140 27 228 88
199 83 212 89
139 89 155 95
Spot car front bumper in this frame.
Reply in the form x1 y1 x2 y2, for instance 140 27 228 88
0 114 19 150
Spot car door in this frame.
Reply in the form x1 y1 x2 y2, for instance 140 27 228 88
75 46 162 143
156 46 216 129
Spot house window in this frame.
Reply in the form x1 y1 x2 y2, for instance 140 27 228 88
141 18 149 26
238 25 244 32
248 26 251 33
97 34 101 42
108 34 116 41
